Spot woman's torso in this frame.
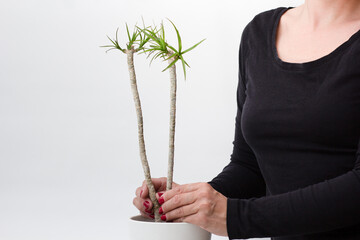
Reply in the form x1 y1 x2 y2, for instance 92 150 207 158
241 7 360 239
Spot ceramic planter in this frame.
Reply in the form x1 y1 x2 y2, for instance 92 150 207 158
129 215 212 240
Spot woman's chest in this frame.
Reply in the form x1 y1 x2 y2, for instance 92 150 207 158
276 20 360 64
241 60 360 151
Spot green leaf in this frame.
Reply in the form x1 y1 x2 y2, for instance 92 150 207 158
100 45 115 48
182 57 190 68
167 19 182 53
149 53 158 64
161 22 165 40
181 38 206 55
105 35 123 52
105 47 118 53
146 49 156 58
179 55 187 79
131 27 139 42
106 35 117 47
144 36 151 44
162 58 178 72
126 23 131 42
139 36 150 48
143 28 156 37
116 27 119 44
149 46 163 52
150 51 164 65
131 32 136 43
159 38 166 51
136 25 144 33
142 48 156 54
137 48 149 55
167 45 178 54
164 52 177 61
138 29 143 41
116 44 124 52
141 16 146 29
143 29 160 44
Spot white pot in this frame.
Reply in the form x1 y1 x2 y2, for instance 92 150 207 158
129 215 212 240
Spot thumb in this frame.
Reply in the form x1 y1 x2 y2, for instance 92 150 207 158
141 177 167 199
155 182 179 200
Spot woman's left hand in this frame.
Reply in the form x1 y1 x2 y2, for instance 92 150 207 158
156 182 228 236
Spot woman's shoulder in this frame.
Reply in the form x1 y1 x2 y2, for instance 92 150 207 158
246 7 289 31
240 7 289 46
254 7 288 21
238 7 298 61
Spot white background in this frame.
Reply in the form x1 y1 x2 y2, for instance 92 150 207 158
0 0 303 239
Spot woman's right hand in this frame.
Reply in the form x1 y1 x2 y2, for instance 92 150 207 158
133 177 178 219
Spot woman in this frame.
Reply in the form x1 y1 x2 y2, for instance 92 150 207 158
133 0 360 239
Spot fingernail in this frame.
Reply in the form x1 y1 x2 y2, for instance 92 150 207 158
149 214 154 219
159 207 163 214
158 197 164 205
161 214 167 221
158 192 163 197
140 190 143 198
143 201 150 209
145 209 152 214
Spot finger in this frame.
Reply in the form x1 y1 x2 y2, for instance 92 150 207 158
162 202 198 222
141 177 167 199
133 196 154 213
160 191 196 214
140 210 154 219
156 191 165 200
172 181 179 188
135 186 143 198
161 183 201 203
155 181 181 200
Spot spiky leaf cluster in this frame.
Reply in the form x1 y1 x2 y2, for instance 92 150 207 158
101 24 150 53
101 19 205 79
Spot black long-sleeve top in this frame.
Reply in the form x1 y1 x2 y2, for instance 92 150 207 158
209 7 360 240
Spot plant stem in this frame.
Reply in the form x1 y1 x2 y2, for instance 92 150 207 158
166 53 177 191
126 48 161 222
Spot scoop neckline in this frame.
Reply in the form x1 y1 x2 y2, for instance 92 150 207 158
271 7 360 71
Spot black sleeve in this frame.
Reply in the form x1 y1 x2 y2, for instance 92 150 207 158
208 27 266 199
226 142 360 239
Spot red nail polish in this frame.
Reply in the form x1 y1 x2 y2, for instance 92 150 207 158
143 201 150 209
149 214 154 219
145 209 152 214
159 207 163 214
161 214 167 221
158 192 163 197
158 197 164 205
